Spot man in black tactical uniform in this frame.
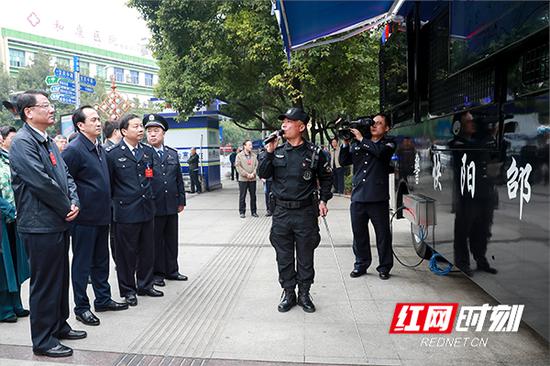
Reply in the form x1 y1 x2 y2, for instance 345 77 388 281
258 107 333 313
340 113 396 280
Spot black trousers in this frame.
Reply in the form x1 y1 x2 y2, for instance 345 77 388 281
270 205 320 289
350 201 393 273
20 231 71 352
332 167 345 194
231 164 238 180
115 220 155 297
71 224 111 315
453 199 493 269
154 214 180 279
238 181 257 215
190 170 201 193
264 180 272 213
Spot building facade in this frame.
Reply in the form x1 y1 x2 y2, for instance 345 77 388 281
0 28 159 105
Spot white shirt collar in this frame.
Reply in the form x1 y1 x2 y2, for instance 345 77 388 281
123 138 138 150
28 124 48 139
154 145 164 153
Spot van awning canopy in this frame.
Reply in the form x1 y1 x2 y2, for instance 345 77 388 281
274 0 406 54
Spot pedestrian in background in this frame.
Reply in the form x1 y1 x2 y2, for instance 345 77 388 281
187 148 201 193
0 125 30 324
330 137 345 194
235 140 258 218
54 134 68 152
145 114 188 287
229 147 238 181
62 106 128 328
0 126 17 153
11 90 84 357
106 113 162 307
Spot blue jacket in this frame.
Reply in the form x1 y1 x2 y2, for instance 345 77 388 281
340 136 396 203
62 133 111 226
150 146 186 216
10 124 79 233
106 140 156 224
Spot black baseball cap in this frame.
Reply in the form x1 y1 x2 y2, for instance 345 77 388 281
278 107 309 123
143 114 169 131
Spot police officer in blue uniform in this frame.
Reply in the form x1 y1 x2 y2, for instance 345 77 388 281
106 113 162 307
144 114 188 287
340 113 396 280
258 108 333 313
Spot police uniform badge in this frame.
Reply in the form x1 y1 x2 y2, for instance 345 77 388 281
303 170 313 181
149 114 155 121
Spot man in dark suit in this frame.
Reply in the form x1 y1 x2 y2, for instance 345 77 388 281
340 113 396 280
62 106 128 327
106 113 163 307
144 114 188 287
10 90 85 357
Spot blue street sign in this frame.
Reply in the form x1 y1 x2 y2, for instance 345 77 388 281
59 88 76 97
58 80 76 88
73 56 80 73
80 85 94 93
50 85 61 93
54 67 75 80
50 93 60 101
79 75 96 86
59 95 76 105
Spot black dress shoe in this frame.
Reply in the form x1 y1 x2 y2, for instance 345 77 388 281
59 329 87 340
95 299 129 312
75 310 100 326
125 294 138 306
278 289 296 313
166 273 188 281
33 344 73 358
350 269 366 278
137 288 164 297
16 309 30 317
1 314 17 323
458 266 474 277
251 213 259 217
265 211 272 217
240 214 245 218
153 278 166 287
477 264 498 274
379 272 391 280
297 290 316 313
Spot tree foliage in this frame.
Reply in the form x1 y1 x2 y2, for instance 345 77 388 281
130 0 381 143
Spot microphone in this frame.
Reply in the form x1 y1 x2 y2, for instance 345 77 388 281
263 129 284 145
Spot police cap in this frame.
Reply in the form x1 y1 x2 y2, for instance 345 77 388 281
278 107 309 124
143 114 169 131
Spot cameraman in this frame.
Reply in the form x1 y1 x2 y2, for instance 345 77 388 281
339 113 396 280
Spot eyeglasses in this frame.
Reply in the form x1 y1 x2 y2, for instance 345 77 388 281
30 103 55 110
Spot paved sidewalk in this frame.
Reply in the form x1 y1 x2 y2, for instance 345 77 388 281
0 179 548 366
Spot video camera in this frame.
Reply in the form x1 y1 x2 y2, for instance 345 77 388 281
337 117 374 140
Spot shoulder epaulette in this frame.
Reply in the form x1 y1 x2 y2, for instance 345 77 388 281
105 144 116 152
165 146 178 153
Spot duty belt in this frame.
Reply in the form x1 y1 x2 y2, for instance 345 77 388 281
274 197 314 209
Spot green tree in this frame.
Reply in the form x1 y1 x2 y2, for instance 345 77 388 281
129 0 380 144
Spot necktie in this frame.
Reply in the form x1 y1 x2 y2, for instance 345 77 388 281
158 149 164 159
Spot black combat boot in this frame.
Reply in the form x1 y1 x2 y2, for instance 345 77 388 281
278 289 297 312
297 288 316 313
